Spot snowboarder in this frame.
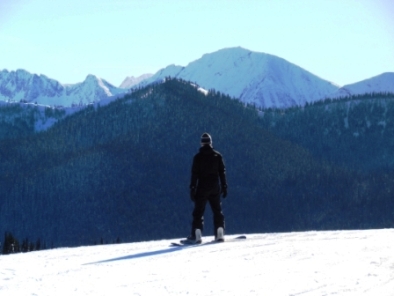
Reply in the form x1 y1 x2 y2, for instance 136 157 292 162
183 133 228 244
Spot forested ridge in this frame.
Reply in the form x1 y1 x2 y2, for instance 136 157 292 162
1 78 393 250
0 103 66 140
260 92 394 171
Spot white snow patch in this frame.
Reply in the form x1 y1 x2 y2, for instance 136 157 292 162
197 87 208 96
0 229 393 295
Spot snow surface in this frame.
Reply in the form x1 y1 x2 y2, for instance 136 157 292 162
1 229 393 295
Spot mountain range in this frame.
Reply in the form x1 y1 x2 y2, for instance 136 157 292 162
0 69 126 107
1 47 393 109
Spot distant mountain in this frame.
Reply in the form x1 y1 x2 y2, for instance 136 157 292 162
3 48 393 110
333 72 394 98
0 69 127 107
119 73 153 88
136 47 340 108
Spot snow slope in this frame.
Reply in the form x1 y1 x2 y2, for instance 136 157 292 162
136 47 339 108
1 229 393 295
333 72 394 98
0 69 127 107
119 73 153 89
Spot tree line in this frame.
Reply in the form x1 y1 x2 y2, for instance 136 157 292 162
1 232 45 255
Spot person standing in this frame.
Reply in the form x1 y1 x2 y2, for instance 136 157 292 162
182 133 228 244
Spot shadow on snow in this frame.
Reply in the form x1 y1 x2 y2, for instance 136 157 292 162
83 244 199 265
83 236 247 265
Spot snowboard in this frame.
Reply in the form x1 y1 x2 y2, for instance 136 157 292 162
170 235 246 247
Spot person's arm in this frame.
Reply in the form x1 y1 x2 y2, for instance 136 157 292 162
189 155 199 201
190 155 199 188
218 155 227 188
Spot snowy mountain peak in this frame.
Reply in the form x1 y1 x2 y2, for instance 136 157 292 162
333 72 394 98
199 46 252 60
136 47 339 108
119 73 153 89
84 74 100 82
14 68 33 78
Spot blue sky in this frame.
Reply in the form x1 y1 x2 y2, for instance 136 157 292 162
1 0 393 86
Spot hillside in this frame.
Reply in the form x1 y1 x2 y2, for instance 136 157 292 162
1 229 394 295
0 103 70 140
260 92 394 171
1 79 393 248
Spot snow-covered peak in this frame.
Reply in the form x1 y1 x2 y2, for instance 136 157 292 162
84 74 100 83
333 72 394 98
77 74 123 96
135 47 339 108
82 74 112 89
140 64 184 86
13 69 33 79
119 73 153 89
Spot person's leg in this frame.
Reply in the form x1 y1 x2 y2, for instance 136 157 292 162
191 194 208 237
208 193 225 238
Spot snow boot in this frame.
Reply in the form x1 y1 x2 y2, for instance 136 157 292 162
195 229 202 243
181 229 202 244
216 227 225 242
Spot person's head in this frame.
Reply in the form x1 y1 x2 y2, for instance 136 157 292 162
200 133 212 146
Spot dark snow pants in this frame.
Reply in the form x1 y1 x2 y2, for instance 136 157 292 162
191 187 225 238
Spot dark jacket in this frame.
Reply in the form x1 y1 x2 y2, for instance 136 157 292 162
190 145 227 192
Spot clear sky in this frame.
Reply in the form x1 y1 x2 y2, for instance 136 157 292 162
1 0 393 86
